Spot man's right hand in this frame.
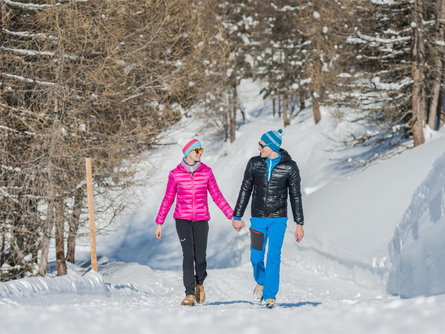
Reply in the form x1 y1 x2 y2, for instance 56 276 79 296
232 219 244 232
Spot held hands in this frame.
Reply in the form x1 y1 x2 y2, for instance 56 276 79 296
232 219 244 232
295 224 304 243
155 224 162 240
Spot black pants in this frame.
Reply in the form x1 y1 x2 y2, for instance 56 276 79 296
175 219 209 296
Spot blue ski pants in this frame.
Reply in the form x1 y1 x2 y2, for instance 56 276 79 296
249 217 287 300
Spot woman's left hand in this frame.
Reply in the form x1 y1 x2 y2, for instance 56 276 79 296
155 224 163 240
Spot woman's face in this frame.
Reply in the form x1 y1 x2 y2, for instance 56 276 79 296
188 147 203 162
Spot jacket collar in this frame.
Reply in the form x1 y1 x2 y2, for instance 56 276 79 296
261 148 291 165
177 161 205 173
278 149 292 163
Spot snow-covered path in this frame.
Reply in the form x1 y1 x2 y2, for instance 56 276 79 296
1 255 445 334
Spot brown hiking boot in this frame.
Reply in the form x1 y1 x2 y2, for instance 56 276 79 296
181 294 196 306
253 284 263 302
195 284 205 303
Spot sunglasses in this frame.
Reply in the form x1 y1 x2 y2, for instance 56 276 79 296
258 142 267 149
193 147 204 154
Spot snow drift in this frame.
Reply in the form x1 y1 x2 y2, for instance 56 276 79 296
299 135 445 293
387 151 445 298
0 271 108 301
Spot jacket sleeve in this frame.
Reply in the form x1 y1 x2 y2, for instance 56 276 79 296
208 169 233 219
233 158 255 218
155 171 177 225
288 162 304 224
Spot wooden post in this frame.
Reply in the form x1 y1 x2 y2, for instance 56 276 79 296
85 158 98 272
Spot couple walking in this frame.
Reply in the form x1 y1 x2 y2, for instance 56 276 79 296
155 129 305 309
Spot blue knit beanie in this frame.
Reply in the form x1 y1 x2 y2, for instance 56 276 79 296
261 129 283 152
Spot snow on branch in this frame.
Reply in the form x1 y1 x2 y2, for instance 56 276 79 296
270 3 300 12
120 92 145 103
1 164 22 172
4 0 53 10
371 76 412 91
371 0 397 5
1 28 57 40
2 73 55 86
1 47 79 60
0 102 36 116
0 125 19 133
350 29 410 45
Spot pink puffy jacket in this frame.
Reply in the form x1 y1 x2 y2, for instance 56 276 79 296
155 163 233 224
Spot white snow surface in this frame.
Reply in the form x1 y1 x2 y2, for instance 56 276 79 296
1 79 445 333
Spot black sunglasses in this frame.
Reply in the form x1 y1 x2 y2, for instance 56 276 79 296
258 142 267 149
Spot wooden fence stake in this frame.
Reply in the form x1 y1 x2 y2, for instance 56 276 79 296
85 157 98 272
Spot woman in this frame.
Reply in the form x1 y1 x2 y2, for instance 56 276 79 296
155 139 233 306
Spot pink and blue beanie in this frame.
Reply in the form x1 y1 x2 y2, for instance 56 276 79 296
182 139 202 157
261 129 283 152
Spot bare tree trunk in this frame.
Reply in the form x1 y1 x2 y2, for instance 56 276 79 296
230 83 237 143
0 235 4 265
55 198 67 276
1 0 7 29
439 92 445 129
311 35 322 124
427 0 445 130
311 72 322 124
272 97 276 117
299 87 306 110
290 94 296 119
312 90 321 124
278 95 282 118
252 55 257 81
283 94 290 127
38 201 55 276
412 0 425 146
66 189 83 264
224 107 229 142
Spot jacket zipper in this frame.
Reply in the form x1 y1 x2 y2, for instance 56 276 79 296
264 160 269 216
264 156 284 217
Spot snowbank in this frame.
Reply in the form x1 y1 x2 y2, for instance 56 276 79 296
387 151 445 298
0 271 108 301
298 136 445 287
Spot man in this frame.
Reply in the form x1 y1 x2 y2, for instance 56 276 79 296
232 129 304 309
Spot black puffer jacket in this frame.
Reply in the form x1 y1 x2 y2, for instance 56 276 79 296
234 149 304 224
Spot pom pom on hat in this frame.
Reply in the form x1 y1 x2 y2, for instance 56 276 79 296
261 129 283 152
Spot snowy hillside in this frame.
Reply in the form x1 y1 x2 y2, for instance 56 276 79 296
1 80 445 333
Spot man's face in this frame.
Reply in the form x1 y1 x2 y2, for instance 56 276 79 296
258 140 273 158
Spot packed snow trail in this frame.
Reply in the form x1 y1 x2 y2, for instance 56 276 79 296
1 255 445 334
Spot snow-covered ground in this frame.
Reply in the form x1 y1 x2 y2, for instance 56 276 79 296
1 80 445 334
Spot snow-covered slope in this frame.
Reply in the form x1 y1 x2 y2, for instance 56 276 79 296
387 150 445 297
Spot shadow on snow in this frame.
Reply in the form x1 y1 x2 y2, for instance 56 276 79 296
203 300 322 308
